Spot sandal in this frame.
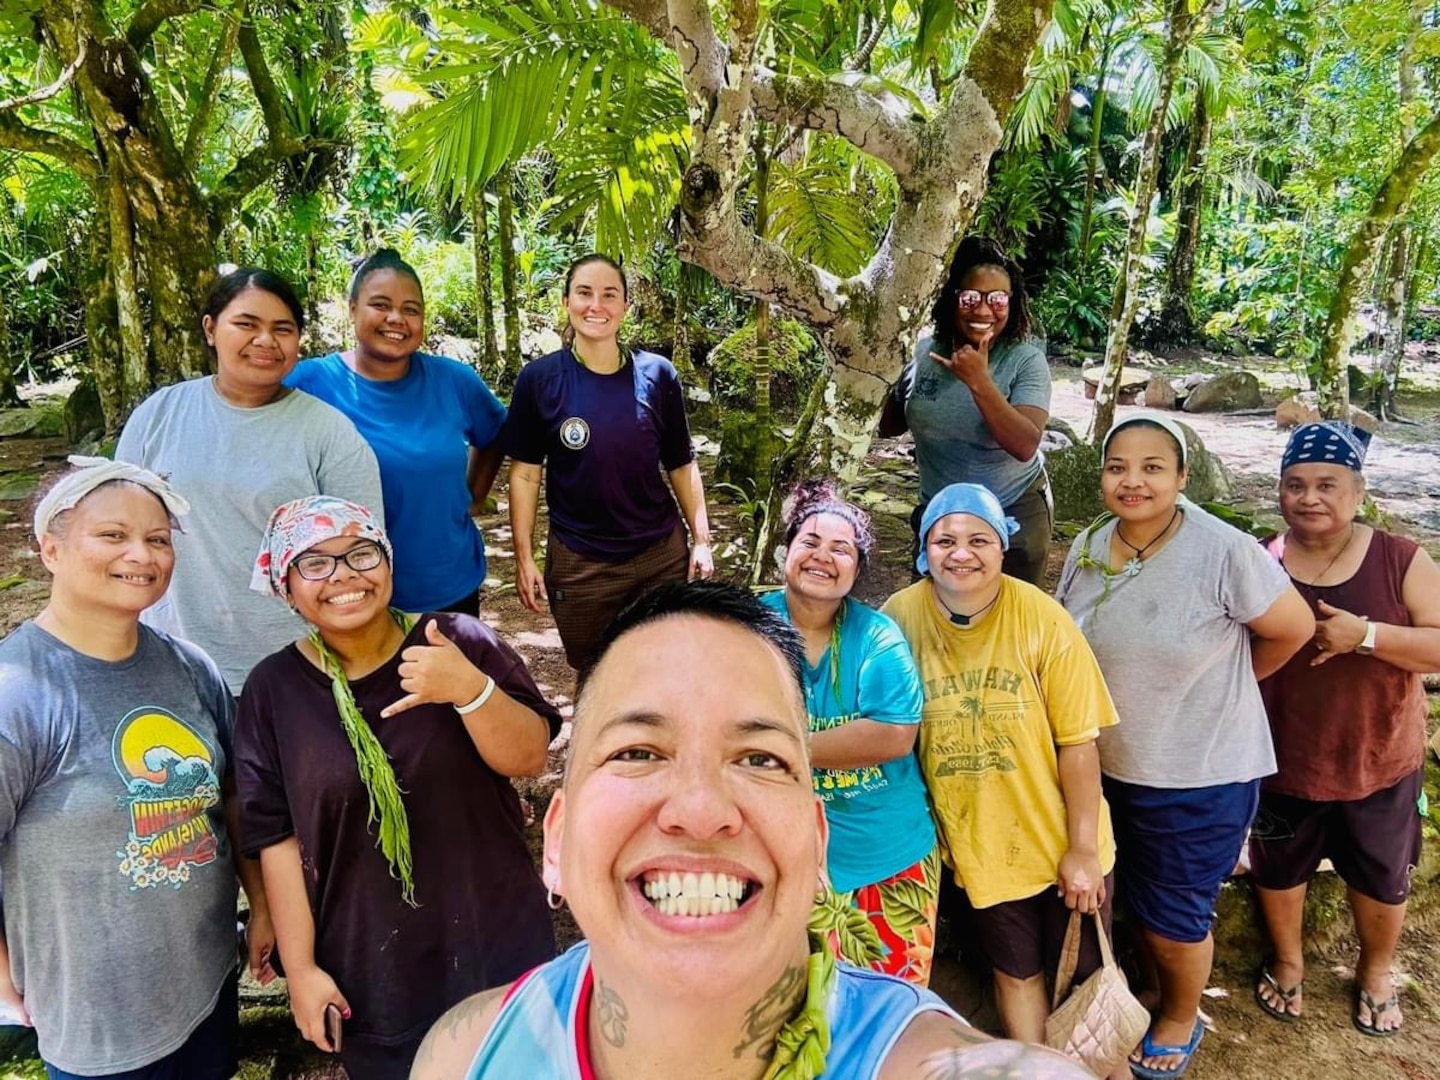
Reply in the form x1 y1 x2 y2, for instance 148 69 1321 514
1129 1017 1205 1079
1353 987 1402 1038
1254 964 1303 1022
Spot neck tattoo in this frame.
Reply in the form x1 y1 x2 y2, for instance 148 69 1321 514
934 587 1001 626
1114 506 1181 578
1288 522 1356 587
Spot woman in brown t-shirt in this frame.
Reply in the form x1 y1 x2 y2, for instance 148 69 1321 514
1250 422 1440 1037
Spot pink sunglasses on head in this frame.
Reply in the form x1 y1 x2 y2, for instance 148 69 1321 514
957 289 1011 312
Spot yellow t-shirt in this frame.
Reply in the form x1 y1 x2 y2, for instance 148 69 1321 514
881 577 1118 909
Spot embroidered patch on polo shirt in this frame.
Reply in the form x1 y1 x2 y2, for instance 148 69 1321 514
560 417 590 450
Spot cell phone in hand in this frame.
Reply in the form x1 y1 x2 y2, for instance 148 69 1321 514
324 1002 343 1053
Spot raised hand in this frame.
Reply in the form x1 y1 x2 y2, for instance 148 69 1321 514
929 330 993 390
381 619 490 718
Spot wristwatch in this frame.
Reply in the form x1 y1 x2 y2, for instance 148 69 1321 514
1356 619 1378 655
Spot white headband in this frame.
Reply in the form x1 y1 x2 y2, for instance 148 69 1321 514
33 456 190 540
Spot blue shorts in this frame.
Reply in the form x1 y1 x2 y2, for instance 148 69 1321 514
1103 776 1260 944
44 971 237 1080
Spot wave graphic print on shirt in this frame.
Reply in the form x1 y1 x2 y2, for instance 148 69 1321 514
112 706 223 890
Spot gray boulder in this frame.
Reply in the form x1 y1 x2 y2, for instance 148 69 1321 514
1183 371 1263 413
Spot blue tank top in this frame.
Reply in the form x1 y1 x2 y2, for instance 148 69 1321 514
466 941 959 1078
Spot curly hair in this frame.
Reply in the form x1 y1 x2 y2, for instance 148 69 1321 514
780 479 876 570
929 235 1032 351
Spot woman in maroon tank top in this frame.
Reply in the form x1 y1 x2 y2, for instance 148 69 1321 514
1249 422 1440 1038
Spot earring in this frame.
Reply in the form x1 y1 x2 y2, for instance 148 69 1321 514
814 867 832 902
546 886 565 912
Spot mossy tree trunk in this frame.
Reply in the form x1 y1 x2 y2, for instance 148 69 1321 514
1156 94 1211 343
0 279 18 406
471 187 501 378
1314 107 1440 419
1077 22 1116 262
1374 0 1425 421
0 1 339 431
607 0 1055 577
1093 0 1216 439
496 164 522 389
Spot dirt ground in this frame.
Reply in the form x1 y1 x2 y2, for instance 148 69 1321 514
1 360 1439 1079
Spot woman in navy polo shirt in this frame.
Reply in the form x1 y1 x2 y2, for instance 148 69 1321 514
504 254 714 670
287 249 507 616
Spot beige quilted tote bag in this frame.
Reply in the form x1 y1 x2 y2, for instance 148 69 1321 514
1044 910 1150 1076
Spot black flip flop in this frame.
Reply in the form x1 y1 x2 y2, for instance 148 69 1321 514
1353 987 1402 1038
1254 965 1302 1022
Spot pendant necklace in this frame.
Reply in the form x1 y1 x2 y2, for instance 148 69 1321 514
935 587 1001 626
1114 507 1181 578
1286 523 1356 587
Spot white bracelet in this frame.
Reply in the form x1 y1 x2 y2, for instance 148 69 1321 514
455 675 497 715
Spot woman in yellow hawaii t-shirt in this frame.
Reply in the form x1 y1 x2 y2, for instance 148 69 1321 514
882 482 1124 1078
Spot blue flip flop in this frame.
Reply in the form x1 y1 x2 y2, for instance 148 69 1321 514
1129 1017 1205 1079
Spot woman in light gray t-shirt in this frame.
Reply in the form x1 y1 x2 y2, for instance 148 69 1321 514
116 269 382 696
1056 413 1312 1079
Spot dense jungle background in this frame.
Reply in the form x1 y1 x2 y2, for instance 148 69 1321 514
1 0 1439 1077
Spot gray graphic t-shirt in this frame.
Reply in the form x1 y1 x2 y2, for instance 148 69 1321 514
905 335 1051 506
0 623 237 1073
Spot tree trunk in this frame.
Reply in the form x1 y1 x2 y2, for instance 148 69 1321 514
83 194 124 431
1374 0 1425 421
718 132 776 488
672 265 693 376
107 166 151 412
471 187 500 378
1314 108 1440 419
496 164 522 388
1092 0 1215 439
1077 24 1115 262
0 279 19 407
304 224 322 355
1155 94 1211 343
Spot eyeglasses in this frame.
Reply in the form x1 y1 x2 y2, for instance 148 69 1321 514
957 289 1011 312
292 542 385 581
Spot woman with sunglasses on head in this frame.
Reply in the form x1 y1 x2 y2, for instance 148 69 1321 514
235 497 560 1079
895 237 1051 586
116 268 383 698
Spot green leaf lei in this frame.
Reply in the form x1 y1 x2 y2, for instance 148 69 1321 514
762 937 836 1080
1070 511 1125 618
307 608 418 907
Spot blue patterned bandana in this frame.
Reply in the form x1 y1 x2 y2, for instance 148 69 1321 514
1281 422 1371 473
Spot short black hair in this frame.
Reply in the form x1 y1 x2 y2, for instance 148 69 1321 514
577 581 805 695
203 268 306 334
349 247 424 304
930 235 1032 350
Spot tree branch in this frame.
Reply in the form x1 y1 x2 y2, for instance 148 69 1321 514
127 0 206 51
0 39 86 113
960 0 1058 127
236 19 293 144
600 0 670 40
751 68 923 177
0 112 100 180
208 135 329 222
184 2 244 169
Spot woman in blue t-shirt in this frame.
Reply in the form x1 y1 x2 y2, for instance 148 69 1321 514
287 249 507 616
761 480 940 985
503 254 714 670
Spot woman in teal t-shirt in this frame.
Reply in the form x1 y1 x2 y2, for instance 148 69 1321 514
760 481 939 985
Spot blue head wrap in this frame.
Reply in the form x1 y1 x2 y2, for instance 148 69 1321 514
1281 421 1370 473
916 483 1020 574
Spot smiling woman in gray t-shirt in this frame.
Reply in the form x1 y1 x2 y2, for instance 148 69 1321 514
903 238 1052 586
1056 414 1312 1079
0 462 259 1077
